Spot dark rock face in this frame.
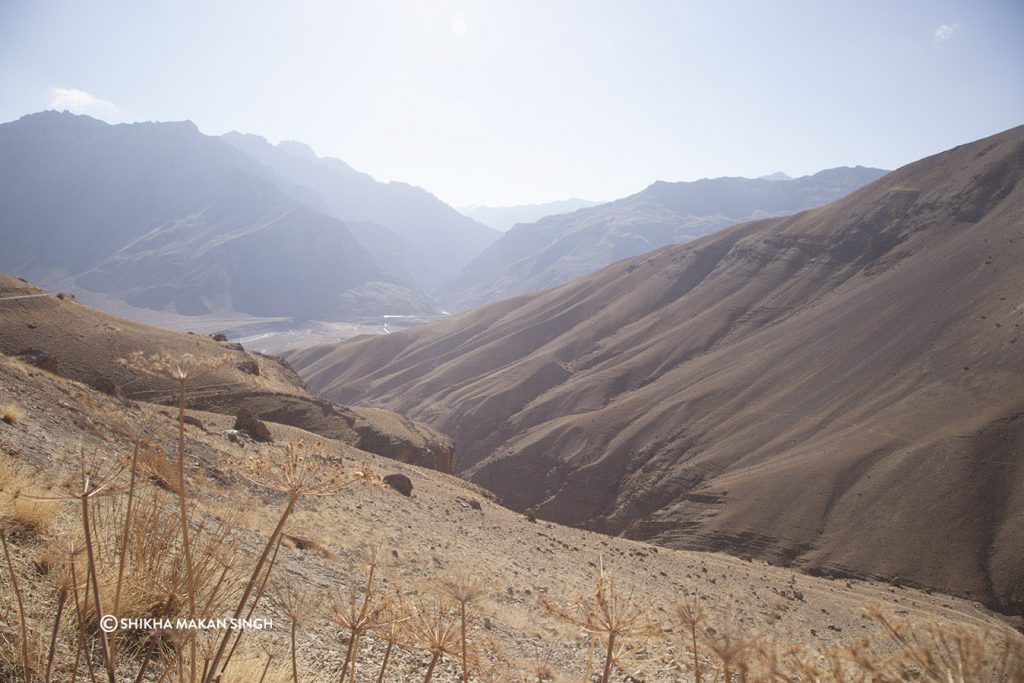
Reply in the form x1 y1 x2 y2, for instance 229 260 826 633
233 408 273 442
383 473 413 497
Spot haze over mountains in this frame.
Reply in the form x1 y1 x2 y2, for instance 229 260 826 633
0 110 891 332
439 166 888 311
287 126 1024 613
0 111 440 320
221 131 500 291
458 198 602 231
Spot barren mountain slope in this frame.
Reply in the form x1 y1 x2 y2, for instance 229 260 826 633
288 126 1024 612
439 167 886 311
0 274 453 471
0 354 1016 680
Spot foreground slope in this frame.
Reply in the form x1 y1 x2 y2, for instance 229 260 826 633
439 166 887 311
0 353 1016 680
288 126 1024 612
0 111 433 319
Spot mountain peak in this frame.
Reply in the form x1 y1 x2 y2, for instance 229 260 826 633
760 171 793 181
277 139 318 160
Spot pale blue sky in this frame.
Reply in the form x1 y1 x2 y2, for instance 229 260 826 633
1 1 1021 206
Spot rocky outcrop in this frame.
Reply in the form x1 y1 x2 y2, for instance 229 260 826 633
234 408 273 442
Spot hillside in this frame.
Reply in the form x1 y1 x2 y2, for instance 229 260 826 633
439 166 887 311
287 126 1024 613
0 111 434 320
0 330 1017 680
222 132 500 292
0 274 453 472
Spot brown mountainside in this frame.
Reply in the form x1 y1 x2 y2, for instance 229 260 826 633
287 126 1024 613
0 274 454 471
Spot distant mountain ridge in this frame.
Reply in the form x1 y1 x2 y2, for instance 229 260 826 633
0 111 436 320
458 198 603 231
221 131 500 292
438 166 888 311
287 126 1024 612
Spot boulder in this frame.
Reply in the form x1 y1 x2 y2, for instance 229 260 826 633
234 408 273 442
383 473 413 497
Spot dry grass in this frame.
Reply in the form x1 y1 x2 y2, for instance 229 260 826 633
1 404 22 425
1 352 1023 682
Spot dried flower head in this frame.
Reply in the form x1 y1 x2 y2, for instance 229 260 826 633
238 440 381 498
118 350 229 382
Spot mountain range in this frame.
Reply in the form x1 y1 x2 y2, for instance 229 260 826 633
458 198 603 231
286 125 1024 613
1 111 892 327
221 132 500 292
439 166 888 311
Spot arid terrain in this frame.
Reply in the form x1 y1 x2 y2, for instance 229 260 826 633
0 298 1020 680
288 126 1024 615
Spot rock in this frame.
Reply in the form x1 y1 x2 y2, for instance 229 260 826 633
212 333 228 342
234 409 273 442
89 377 123 398
183 414 205 431
16 348 58 374
383 473 413 497
236 359 260 376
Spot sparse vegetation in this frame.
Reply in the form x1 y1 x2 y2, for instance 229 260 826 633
1 404 22 425
0 351 1022 682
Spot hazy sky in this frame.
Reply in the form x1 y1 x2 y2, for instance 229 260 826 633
2 1 1022 207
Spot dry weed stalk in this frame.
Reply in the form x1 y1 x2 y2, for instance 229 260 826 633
408 595 462 682
543 560 660 683
26 449 125 683
674 598 706 682
0 519 31 683
440 572 488 683
272 582 313 683
368 599 410 683
868 608 1024 681
327 543 395 683
203 440 381 682
119 351 227 683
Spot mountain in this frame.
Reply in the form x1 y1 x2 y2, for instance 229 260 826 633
222 132 500 292
439 166 888 311
0 111 435 321
286 126 1024 613
458 198 603 231
760 171 794 181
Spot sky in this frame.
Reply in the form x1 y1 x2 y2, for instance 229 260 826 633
1 0 1022 207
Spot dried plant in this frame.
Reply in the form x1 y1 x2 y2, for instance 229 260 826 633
440 572 488 683
328 544 390 683
0 519 31 683
1 403 23 425
272 581 314 683
203 441 380 682
118 351 228 683
674 597 706 682
407 595 462 683
543 560 661 683
25 449 125 683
